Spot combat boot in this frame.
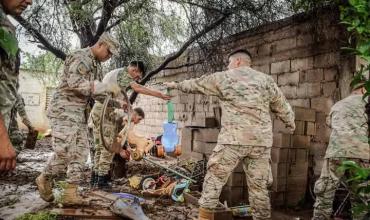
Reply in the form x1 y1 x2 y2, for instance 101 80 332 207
36 173 54 202
97 175 112 190
61 183 88 206
198 207 211 220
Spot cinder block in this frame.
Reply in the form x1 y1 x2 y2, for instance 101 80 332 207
280 85 297 99
253 64 270 74
271 148 308 163
271 60 291 74
272 161 308 178
293 106 316 122
273 133 292 148
309 142 327 159
271 147 290 163
323 67 337 81
297 34 313 47
306 83 321 97
195 104 205 112
291 57 313 71
191 112 206 127
294 121 306 135
180 127 193 153
306 122 316 136
193 141 216 155
288 98 310 108
290 148 309 162
225 172 245 187
275 38 297 52
291 135 311 148
314 52 339 68
310 97 334 114
278 71 299 86
322 81 337 97
193 128 220 142
300 69 324 82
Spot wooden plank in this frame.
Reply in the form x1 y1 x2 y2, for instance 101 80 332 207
90 190 120 201
53 208 121 220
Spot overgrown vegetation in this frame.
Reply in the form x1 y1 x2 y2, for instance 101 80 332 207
339 0 370 217
293 0 370 217
15 211 57 220
339 0 369 218
338 161 370 218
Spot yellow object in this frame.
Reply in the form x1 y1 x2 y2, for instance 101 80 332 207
128 176 143 189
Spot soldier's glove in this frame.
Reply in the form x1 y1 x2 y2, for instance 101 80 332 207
93 80 121 96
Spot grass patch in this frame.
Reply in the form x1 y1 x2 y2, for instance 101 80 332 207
16 211 57 220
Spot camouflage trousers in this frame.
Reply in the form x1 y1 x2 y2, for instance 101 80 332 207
43 118 89 184
199 144 272 220
313 158 370 220
91 102 116 176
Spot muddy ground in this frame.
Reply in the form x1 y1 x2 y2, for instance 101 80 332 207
0 137 312 220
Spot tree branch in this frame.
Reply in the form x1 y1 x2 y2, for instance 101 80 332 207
129 13 230 103
105 16 126 31
15 15 67 60
93 0 131 43
169 0 227 15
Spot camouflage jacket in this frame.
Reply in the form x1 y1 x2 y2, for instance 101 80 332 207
0 5 20 120
48 48 102 123
103 67 133 93
175 66 295 146
325 94 369 160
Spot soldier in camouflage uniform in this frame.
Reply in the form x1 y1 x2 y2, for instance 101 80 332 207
9 91 34 153
0 0 32 172
36 32 120 205
89 61 170 189
312 82 370 220
165 49 295 220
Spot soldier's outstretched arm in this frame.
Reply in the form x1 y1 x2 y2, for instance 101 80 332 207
130 82 171 100
0 114 16 172
164 72 222 97
269 79 295 131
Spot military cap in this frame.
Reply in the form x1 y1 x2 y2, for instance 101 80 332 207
99 32 120 56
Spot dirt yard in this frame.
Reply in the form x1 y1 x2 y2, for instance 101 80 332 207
0 137 313 220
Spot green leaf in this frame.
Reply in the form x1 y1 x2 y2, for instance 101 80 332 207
0 27 18 58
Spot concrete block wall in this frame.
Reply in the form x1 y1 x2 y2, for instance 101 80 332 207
134 7 356 177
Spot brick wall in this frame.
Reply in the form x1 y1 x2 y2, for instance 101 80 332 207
134 7 356 178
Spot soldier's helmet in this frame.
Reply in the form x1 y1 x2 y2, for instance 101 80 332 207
99 32 120 57
351 71 369 90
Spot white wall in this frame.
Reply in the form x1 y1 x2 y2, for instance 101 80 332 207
17 69 50 132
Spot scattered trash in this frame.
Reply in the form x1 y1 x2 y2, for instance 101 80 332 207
128 176 142 189
110 197 149 220
112 193 145 203
230 205 253 217
171 180 190 202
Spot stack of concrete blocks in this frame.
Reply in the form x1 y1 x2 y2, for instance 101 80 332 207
180 127 220 161
271 106 317 207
